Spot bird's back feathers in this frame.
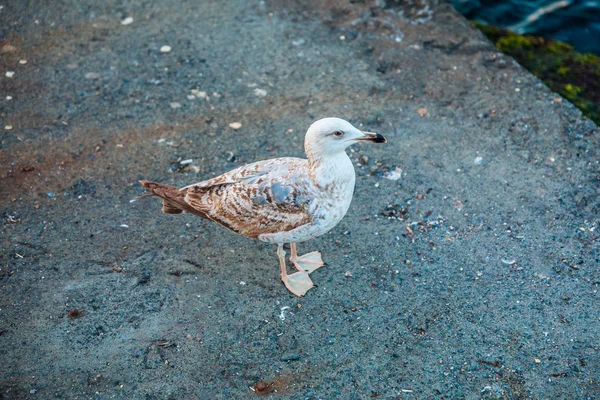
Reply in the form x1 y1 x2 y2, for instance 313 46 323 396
139 157 314 238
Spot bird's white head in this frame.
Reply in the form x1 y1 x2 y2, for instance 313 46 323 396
304 117 386 161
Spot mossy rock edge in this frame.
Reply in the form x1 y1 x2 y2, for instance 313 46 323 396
473 21 600 124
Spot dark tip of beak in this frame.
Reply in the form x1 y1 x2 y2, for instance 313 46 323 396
373 133 387 143
360 131 387 143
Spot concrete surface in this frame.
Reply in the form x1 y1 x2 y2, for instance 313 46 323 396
1 0 599 399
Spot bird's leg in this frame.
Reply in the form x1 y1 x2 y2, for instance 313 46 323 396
278 243 314 297
290 243 327 274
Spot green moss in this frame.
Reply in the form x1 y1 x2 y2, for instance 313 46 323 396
472 21 600 124
496 35 536 53
546 40 573 54
557 66 570 76
563 83 583 98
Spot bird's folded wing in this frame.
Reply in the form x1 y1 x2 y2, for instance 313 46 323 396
183 158 314 238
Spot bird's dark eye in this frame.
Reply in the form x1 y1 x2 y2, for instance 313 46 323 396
333 131 344 137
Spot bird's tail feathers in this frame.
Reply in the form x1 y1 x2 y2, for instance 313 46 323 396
139 180 204 217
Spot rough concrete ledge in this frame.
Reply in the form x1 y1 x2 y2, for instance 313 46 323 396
1 0 598 398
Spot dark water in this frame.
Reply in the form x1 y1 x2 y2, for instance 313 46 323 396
449 0 600 55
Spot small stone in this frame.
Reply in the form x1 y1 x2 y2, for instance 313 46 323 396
515 88 520 92
229 122 242 130
339 35 346 41
281 353 300 361
19 59 27 65
160 45 172 53
84 72 100 79
187 94 195 100
5 71 15 78
6 96 12 100
384 167 403 181
47 192 56 197
534 358 541 364
170 102 181 109
473 156 483 165
253 88 267 97
66 63 78 70
121 17 134 25
417 107 427 117
4 125 13 130
1 44 17 53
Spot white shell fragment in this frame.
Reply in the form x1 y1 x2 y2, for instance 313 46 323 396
384 167 403 181
254 88 267 97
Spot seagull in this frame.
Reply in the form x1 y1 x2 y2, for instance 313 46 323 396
140 117 386 297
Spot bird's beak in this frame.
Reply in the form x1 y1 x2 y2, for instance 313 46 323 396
358 131 387 143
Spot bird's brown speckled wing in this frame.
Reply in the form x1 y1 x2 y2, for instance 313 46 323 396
183 157 314 238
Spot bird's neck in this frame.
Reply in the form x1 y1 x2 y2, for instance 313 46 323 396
308 151 355 190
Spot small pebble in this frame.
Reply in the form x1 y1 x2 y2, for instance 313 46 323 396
474 156 483 165
84 72 100 79
5 71 15 78
170 102 181 109
281 353 300 361
19 59 27 65
1 44 17 53
6 96 12 100
121 17 134 25
47 192 56 197
4 125 12 130
229 122 242 130
160 45 172 53
384 167 403 181
253 88 267 97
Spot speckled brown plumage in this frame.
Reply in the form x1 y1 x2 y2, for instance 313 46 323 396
140 157 313 238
